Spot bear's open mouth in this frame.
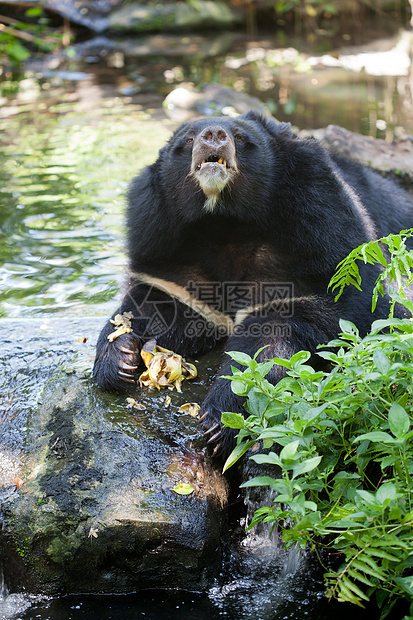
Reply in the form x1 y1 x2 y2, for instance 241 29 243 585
196 155 228 170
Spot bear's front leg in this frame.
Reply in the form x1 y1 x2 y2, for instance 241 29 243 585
93 280 226 392
93 321 142 391
93 281 179 392
199 296 340 457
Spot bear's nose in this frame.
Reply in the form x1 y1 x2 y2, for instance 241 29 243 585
200 126 228 148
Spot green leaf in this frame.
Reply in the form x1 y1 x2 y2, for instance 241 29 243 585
333 471 361 480
388 402 410 438
221 411 245 429
256 360 275 377
5 41 30 62
373 349 391 375
303 500 318 511
380 455 396 468
240 476 280 488
353 431 395 443
370 318 410 334
271 356 292 369
339 319 358 335
341 575 370 601
222 440 255 473
227 351 253 366
280 440 300 462
337 581 365 607
356 490 380 508
289 351 311 365
230 379 249 396
251 452 280 466
354 554 385 574
347 569 375 588
25 7 44 16
402 510 413 524
302 403 329 422
393 576 413 597
352 560 385 581
172 483 194 495
376 482 397 506
364 547 400 562
246 390 270 417
292 456 322 478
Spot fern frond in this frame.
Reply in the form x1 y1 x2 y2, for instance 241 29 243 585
328 230 413 304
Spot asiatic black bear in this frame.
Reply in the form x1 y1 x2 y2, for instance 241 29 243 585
93 111 413 455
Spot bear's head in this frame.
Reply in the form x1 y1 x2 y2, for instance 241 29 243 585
126 112 294 262
159 111 292 215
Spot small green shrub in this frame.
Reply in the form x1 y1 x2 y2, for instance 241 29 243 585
0 8 64 66
223 231 413 619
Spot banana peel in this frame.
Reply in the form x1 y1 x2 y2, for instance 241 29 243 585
108 311 133 342
139 339 197 392
178 403 200 417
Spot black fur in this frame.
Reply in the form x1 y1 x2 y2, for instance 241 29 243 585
93 111 413 455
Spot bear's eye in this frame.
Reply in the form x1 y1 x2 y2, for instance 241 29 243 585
234 133 244 142
185 136 194 145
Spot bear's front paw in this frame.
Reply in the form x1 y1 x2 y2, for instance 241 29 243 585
93 331 142 392
199 379 244 458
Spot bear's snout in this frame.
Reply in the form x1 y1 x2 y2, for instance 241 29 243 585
199 126 229 148
190 125 238 208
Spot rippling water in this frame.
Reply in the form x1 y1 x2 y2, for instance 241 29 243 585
0 102 174 318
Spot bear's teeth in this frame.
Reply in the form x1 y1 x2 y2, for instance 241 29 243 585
196 158 226 170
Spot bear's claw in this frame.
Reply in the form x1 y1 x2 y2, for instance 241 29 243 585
119 346 135 355
211 443 222 458
204 422 220 435
121 362 138 370
206 430 222 444
118 370 135 382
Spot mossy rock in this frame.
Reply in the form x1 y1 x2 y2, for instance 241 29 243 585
0 318 228 595
109 1 243 33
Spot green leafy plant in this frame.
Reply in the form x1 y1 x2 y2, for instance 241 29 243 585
222 231 413 619
329 229 413 316
0 8 65 66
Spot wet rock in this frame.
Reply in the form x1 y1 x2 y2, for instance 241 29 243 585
108 1 243 33
73 32 241 62
0 319 228 595
303 125 413 182
164 84 271 122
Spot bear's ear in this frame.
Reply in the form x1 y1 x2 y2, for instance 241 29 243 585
242 111 292 139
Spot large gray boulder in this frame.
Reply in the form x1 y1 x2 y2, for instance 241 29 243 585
0 318 228 594
302 125 413 183
164 84 271 122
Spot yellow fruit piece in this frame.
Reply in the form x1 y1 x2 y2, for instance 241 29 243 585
178 403 200 417
138 340 197 391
